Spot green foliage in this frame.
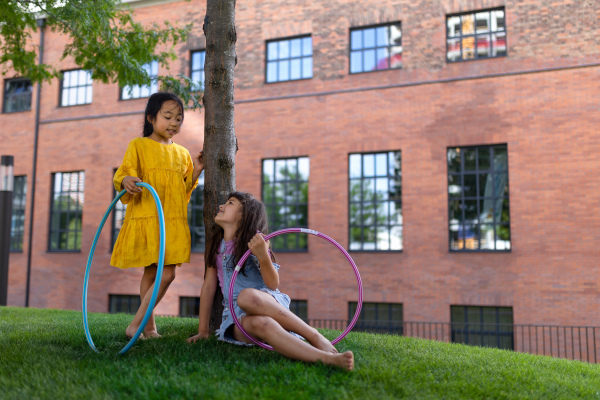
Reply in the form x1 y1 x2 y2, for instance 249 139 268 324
0 0 202 109
2 307 600 399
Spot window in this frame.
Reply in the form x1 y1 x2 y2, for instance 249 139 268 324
262 157 309 251
451 305 514 350
109 294 140 314
349 302 403 334
446 8 506 62
3 79 32 113
349 151 402 251
49 171 84 252
190 50 205 91
121 61 159 100
350 23 402 73
188 172 205 252
266 36 312 83
447 145 510 251
289 300 308 321
60 70 92 106
10 176 27 252
180 296 200 317
111 169 127 249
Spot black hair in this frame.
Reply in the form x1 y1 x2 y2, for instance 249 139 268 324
142 92 185 137
206 191 276 274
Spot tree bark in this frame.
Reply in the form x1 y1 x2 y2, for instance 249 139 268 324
202 0 237 333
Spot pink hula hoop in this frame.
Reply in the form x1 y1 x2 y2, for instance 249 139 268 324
228 228 363 350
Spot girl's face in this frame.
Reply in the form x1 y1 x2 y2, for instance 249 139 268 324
215 197 243 228
148 100 183 143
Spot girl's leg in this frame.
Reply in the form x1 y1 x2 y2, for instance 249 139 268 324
139 264 158 335
233 316 354 371
237 288 337 354
126 265 177 338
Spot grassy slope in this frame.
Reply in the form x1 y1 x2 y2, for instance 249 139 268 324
1 307 599 399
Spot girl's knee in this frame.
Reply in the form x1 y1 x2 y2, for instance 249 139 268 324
237 288 262 310
246 315 275 332
161 265 176 285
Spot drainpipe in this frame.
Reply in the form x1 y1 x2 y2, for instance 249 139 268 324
25 18 45 307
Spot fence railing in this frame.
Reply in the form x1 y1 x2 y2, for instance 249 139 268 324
307 319 600 364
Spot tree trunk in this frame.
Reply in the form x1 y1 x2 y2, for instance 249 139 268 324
202 0 237 333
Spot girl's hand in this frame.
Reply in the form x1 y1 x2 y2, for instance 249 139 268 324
248 232 270 262
187 331 210 344
193 150 204 173
122 176 142 195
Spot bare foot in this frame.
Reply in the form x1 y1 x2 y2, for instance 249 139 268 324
125 324 139 338
143 330 161 338
307 329 338 354
324 351 354 371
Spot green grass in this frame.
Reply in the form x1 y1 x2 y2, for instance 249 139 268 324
1 307 599 399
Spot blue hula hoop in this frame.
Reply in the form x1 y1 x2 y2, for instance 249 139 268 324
82 182 166 355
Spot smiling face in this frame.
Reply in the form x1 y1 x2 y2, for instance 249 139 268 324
215 197 243 230
147 100 183 143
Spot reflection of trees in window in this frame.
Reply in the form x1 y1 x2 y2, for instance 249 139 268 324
447 145 510 251
262 158 309 251
349 151 402 251
49 172 84 252
349 302 403 334
451 305 514 350
3 79 32 113
188 172 205 252
10 176 27 251
446 8 506 62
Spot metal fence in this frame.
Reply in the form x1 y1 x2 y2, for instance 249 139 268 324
307 319 600 363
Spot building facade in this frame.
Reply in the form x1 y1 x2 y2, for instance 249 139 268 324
2 0 600 349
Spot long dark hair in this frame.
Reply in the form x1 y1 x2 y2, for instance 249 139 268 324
143 92 185 137
205 191 276 274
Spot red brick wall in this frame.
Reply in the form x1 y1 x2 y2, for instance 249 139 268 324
3 0 600 327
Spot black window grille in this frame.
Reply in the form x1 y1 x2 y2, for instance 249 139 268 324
289 300 308 321
447 145 511 251
111 168 127 249
121 61 158 99
451 305 514 350
188 172 205 252
180 296 200 317
49 171 84 252
3 79 32 113
190 50 205 91
349 151 402 251
446 8 506 62
266 36 312 83
10 176 27 252
60 70 92 106
349 302 403 334
262 157 309 251
350 23 402 73
109 294 141 314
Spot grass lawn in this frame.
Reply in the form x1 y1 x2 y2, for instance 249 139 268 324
1 307 599 399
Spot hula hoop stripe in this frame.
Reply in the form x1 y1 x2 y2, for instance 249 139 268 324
228 228 363 350
82 182 166 355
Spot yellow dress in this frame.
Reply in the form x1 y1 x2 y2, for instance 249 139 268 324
111 137 198 269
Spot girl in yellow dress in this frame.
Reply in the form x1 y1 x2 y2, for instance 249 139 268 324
111 92 204 338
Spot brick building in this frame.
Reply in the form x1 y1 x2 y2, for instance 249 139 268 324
2 0 600 351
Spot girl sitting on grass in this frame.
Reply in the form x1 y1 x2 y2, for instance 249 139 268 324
187 191 354 370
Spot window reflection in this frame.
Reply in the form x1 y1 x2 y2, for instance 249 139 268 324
350 23 402 73
266 36 312 83
446 8 506 62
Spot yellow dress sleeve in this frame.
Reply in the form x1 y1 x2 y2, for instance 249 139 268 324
183 152 199 203
114 140 140 205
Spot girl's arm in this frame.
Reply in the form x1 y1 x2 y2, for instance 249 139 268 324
191 151 204 184
187 266 218 343
248 233 279 290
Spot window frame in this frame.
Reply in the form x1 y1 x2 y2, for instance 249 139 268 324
59 69 93 107
179 296 200 317
120 60 159 100
261 156 310 252
349 22 403 74
48 171 85 253
447 144 511 252
10 175 27 252
109 294 141 314
110 168 127 251
189 49 206 92
349 301 403 335
348 151 403 252
188 172 205 253
3 78 33 113
446 7 507 63
450 305 514 350
289 299 308 321
264 34 313 84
